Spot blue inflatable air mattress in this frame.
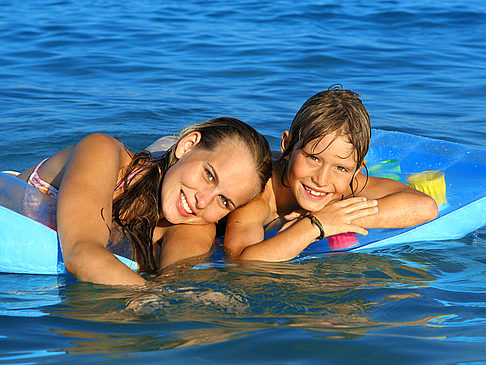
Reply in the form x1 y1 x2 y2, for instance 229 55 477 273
1 129 486 274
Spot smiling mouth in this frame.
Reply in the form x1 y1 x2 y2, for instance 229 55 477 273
302 184 329 198
180 190 194 215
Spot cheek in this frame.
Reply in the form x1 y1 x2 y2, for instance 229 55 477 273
160 170 175 202
288 158 308 181
201 206 227 223
168 160 201 187
335 174 354 193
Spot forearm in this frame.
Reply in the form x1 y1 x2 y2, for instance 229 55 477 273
227 198 379 262
353 191 438 229
63 241 146 286
236 217 320 262
153 253 210 284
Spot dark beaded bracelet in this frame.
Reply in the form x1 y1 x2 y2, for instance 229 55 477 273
304 213 325 241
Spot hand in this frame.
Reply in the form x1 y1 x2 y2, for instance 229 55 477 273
283 209 307 221
275 208 311 233
314 197 378 237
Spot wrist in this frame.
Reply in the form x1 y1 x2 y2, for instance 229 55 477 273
303 213 325 241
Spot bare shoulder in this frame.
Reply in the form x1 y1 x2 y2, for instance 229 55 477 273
57 133 133 206
76 133 127 157
223 183 276 259
227 182 274 226
18 134 127 186
70 133 133 176
224 181 274 251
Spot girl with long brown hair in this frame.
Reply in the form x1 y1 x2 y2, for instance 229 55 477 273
16 117 272 285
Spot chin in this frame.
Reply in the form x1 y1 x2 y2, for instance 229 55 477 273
161 206 177 224
164 215 177 224
298 196 333 212
303 203 325 212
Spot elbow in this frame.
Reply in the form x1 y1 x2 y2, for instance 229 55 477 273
421 195 439 223
62 245 94 282
63 255 84 280
223 246 244 263
223 245 261 263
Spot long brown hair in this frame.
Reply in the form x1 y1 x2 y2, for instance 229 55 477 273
112 117 272 273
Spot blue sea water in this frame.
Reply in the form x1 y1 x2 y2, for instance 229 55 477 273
1 0 486 363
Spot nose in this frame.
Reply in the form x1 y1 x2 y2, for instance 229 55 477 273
194 187 217 210
312 166 330 187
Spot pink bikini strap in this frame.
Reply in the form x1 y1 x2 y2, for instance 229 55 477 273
125 167 146 183
34 158 49 174
115 164 155 192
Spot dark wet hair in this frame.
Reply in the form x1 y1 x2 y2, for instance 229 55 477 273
112 117 272 273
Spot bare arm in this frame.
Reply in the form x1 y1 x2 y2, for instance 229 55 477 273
224 171 438 263
351 173 438 228
224 195 378 262
157 223 215 272
56 133 146 286
225 210 320 262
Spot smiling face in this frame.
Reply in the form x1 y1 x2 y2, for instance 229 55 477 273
161 133 261 225
283 131 360 212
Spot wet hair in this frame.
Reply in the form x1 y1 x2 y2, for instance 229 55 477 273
280 85 371 193
112 117 272 273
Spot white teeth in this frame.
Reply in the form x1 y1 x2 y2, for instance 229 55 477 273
180 191 194 214
304 185 326 197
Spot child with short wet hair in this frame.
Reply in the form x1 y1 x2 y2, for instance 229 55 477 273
224 86 438 261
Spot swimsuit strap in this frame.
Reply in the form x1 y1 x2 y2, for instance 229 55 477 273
126 166 146 182
33 158 49 174
115 163 155 192
27 158 59 199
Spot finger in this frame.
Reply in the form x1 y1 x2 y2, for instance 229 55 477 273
333 196 369 208
355 227 369 236
283 210 306 221
345 225 369 236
